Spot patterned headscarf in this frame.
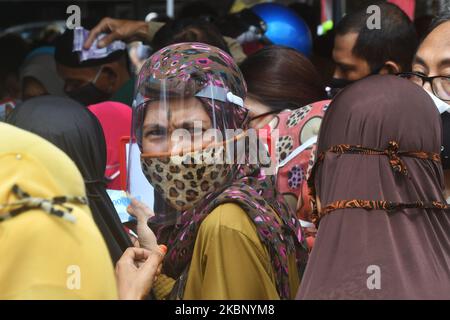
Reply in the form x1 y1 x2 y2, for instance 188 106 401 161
133 43 307 299
134 42 248 145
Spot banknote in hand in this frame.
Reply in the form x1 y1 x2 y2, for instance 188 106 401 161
73 26 126 62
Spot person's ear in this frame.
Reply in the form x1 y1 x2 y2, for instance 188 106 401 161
102 66 118 93
379 61 401 75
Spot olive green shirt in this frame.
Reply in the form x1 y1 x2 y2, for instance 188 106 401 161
153 203 300 300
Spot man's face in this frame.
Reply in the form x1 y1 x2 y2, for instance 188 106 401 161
413 21 450 105
332 32 372 81
56 63 111 94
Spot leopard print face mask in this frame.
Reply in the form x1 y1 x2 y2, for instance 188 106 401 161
141 145 233 211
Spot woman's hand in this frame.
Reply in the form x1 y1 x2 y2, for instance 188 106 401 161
127 197 157 251
116 246 166 300
83 18 150 49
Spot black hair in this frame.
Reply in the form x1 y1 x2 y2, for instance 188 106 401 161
427 10 450 35
215 9 263 40
152 18 230 54
178 1 218 22
335 2 418 72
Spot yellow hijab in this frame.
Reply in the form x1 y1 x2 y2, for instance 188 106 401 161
0 123 117 299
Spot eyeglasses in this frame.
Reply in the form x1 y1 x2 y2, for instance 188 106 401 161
397 72 450 102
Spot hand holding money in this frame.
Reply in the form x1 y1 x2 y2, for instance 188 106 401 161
83 18 150 50
74 27 126 62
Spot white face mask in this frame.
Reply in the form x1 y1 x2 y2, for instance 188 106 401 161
425 90 450 114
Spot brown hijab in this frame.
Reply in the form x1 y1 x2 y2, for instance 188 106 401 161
297 75 450 299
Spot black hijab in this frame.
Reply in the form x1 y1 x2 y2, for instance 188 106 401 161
7 96 131 264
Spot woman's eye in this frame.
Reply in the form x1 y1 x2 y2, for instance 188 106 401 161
185 127 205 136
144 128 167 137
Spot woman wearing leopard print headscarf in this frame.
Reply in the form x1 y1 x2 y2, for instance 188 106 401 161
129 42 307 300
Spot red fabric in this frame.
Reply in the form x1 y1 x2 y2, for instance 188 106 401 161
321 0 333 22
256 101 331 252
88 101 132 190
272 100 330 220
242 41 265 56
388 0 415 21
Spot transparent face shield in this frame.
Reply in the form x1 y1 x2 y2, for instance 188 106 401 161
128 76 264 218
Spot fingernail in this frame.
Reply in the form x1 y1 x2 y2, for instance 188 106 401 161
159 245 167 254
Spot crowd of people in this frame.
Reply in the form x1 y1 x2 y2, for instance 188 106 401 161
0 1 450 300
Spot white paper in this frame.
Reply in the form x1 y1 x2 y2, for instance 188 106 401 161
126 142 155 210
